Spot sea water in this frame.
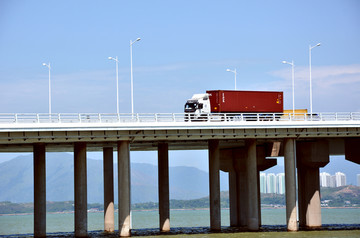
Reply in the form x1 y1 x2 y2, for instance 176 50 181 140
0 208 359 236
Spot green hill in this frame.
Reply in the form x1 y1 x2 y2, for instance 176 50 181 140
1 186 359 214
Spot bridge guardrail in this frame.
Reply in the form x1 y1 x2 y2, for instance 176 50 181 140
0 112 359 124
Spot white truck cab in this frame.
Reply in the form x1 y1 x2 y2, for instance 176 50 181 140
184 93 211 120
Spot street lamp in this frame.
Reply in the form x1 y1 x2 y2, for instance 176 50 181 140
108 56 120 114
130 37 141 114
309 43 321 114
42 62 51 115
282 60 295 115
226 68 237 90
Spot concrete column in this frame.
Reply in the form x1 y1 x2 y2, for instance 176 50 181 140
297 140 329 228
237 167 248 227
158 143 170 232
118 141 131 237
103 147 114 233
297 163 305 228
232 151 248 227
33 143 46 237
74 142 87 237
298 166 321 227
284 138 298 231
208 140 221 231
228 171 238 227
246 139 259 231
256 169 261 227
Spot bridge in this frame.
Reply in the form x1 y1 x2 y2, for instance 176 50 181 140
1 112 360 237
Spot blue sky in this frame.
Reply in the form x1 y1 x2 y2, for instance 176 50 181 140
0 1 360 171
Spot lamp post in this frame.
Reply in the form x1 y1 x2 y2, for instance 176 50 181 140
226 68 237 90
130 37 141 114
108 56 120 114
282 60 295 115
309 43 321 115
42 62 51 115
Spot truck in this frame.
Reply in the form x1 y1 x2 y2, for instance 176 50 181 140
184 90 283 121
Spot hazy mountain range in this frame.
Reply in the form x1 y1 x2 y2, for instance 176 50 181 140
0 153 358 204
0 153 229 203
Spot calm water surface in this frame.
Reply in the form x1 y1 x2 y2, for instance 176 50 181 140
0 208 359 236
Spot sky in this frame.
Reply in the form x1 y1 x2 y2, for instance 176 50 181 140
0 0 360 171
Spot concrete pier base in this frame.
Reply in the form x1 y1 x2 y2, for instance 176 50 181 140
103 147 114 233
74 142 87 237
208 140 221 231
118 141 131 237
284 139 298 231
158 143 170 232
34 143 46 237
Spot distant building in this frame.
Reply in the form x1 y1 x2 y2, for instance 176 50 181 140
260 173 267 193
357 174 360 187
330 175 336 188
276 173 285 194
320 172 347 187
335 172 346 187
320 172 331 187
267 173 276 194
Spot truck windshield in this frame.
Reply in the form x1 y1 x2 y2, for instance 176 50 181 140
184 103 197 112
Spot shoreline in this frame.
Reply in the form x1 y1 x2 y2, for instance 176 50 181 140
1 206 359 216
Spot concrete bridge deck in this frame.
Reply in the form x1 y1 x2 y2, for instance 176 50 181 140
0 112 359 152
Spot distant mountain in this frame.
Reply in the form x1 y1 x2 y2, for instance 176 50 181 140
0 153 229 203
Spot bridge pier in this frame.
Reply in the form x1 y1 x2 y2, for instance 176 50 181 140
34 143 46 237
158 142 170 232
227 150 248 228
209 139 221 231
246 139 259 231
103 147 114 233
284 138 298 231
74 142 88 237
237 158 249 227
297 140 329 228
228 170 238 226
225 143 277 230
118 141 131 237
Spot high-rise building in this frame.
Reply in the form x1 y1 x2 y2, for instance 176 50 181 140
267 173 276 194
276 173 285 194
320 172 331 187
260 172 267 193
330 175 336 188
357 174 360 187
335 172 346 187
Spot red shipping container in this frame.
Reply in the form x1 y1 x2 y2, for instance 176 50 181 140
206 90 283 113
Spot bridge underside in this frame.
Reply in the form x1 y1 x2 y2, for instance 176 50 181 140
0 125 358 153
0 137 351 156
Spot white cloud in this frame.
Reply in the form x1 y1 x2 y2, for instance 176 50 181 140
271 64 360 84
269 64 360 112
